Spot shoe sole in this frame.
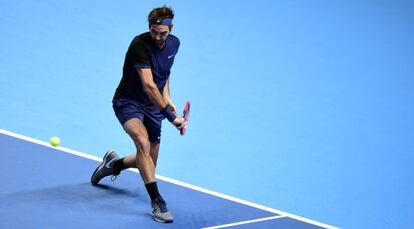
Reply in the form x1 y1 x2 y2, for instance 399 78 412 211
151 212 173 223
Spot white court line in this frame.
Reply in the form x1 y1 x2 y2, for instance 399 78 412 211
0 129 340 229
201 215 285 229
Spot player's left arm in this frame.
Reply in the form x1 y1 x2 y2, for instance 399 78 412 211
163 79 177 114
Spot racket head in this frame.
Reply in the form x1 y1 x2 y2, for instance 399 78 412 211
180 101 190 135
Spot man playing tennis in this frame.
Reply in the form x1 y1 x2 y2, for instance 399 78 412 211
90 6 184 223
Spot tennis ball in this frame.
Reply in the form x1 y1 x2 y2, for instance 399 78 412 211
50 136 60 147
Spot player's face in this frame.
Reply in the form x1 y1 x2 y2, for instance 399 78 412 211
150 24 170 46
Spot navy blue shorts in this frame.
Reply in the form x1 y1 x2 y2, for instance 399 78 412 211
112 98 164 144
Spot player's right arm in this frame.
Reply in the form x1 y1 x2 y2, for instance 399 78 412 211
137 68 184 128
131 40 183 129
137 68 168 110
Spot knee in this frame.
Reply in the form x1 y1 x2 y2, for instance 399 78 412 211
131 134 150 155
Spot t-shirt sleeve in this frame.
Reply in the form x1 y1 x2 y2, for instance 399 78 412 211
130 41 151 69
175 37 180 53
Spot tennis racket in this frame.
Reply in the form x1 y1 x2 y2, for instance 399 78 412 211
180 101 190 135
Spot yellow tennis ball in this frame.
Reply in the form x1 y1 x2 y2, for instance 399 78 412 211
50 136 60 147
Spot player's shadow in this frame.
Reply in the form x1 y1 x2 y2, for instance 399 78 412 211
92 183 136 195
1 182 147 216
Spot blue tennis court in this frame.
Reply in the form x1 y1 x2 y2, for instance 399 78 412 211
1 1 414 228
0 130 336 228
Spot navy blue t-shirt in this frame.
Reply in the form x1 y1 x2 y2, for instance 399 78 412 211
113 32 180 106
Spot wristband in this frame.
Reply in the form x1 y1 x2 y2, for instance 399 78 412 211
161 106 176 122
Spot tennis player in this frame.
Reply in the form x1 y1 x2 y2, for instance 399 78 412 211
90 6 184 223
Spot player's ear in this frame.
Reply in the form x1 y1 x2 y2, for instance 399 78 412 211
169 25 173 32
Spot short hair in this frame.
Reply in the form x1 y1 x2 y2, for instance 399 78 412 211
148 6 174 29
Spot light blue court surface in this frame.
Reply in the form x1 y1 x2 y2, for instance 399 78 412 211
0 130 336 229
1 1 414 229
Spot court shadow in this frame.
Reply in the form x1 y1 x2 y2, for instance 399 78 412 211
0 182 146 216
91 183 138 196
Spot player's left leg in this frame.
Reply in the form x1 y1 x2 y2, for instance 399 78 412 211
109 142 159 172
90 150 120 185
103 142 160 174
114 154 137 170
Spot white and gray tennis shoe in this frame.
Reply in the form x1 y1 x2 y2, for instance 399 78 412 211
151 196 174 223
90 150 119 185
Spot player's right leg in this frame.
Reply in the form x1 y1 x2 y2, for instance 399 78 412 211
123 118 173 223
122 118 156 183
150 142 160 168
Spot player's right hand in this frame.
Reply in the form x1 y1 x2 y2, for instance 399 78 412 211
172 116 185 130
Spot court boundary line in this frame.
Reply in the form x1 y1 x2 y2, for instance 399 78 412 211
201 215 285 229
0 129 339 229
